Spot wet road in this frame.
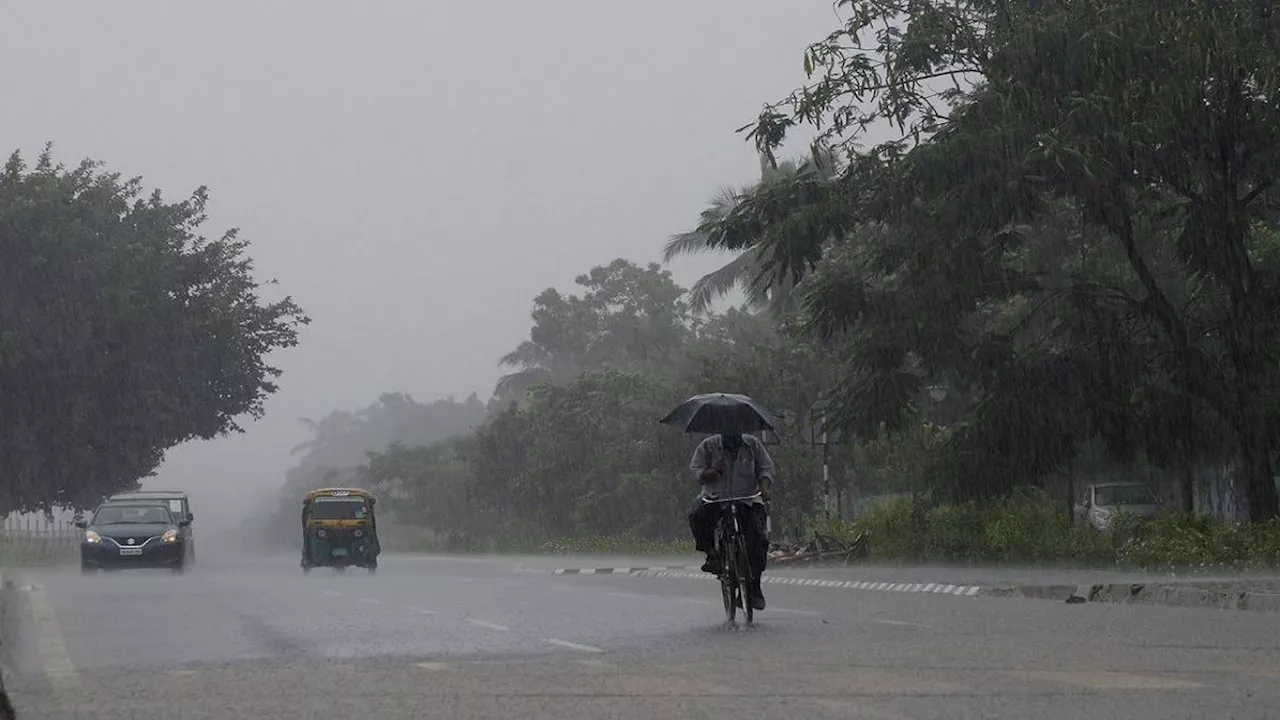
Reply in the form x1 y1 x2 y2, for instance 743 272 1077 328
3 553 1279 719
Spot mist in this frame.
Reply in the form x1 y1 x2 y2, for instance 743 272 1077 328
3 1 836 533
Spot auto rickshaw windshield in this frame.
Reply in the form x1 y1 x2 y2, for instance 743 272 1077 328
310 498 369 520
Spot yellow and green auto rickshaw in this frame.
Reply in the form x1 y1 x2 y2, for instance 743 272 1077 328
300 487 380 575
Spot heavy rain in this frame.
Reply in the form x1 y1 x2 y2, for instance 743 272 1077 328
2 1 1280 718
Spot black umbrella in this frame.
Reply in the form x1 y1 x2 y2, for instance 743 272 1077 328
659 393 782 435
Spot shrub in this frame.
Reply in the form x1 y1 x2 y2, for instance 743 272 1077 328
814 490 1280 569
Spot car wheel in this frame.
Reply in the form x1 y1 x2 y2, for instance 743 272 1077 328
80 563 95 575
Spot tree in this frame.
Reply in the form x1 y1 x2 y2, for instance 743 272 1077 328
666 151 846 316
258 392 487 546
500 370 690 540
735 0 1280 518
0 148 309 511
495 259 691 400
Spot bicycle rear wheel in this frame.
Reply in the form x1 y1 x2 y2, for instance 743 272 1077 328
720 541 737 622
735 535 755 624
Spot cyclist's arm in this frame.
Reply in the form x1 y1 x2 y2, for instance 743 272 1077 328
690 438 717 484
753 437 775 495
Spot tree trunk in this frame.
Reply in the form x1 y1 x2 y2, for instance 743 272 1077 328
1240 435 1279 522
1066 458 1076 524
1181 466 1195 514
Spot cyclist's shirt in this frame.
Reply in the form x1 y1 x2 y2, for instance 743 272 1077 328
690 434 774 503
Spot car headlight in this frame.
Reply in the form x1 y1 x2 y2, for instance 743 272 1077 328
84 530 101 544
316 529 328 539
353 529 363 538
162 529 179 543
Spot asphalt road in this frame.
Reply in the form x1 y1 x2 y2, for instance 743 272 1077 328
3 552 1278 719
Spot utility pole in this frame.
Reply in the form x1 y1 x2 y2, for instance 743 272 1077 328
809 398 841 518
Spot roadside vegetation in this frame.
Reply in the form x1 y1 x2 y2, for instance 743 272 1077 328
818 492 1280 571
9 2 1280 571
255 0 1280 567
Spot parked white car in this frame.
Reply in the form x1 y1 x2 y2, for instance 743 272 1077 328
1074 482 1161 530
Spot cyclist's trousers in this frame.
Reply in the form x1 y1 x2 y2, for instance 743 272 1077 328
689 501 768 575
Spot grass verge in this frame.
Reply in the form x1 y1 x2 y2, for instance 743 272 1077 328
816 490 1280 572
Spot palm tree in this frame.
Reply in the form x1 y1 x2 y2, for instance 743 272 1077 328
665 151 844 315
493 341 558 400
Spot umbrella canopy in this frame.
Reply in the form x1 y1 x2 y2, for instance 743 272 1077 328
659 393 782 435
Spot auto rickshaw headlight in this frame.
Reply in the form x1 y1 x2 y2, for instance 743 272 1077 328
353 529 364 538
316 529 328 539
162 529 179 543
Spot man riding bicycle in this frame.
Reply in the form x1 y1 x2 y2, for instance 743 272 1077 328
688 431 774 611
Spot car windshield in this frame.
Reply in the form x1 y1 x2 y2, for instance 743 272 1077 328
1095 485 1156 506
93 505 173 525
310 498 368 520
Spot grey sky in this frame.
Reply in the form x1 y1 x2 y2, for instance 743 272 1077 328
3 1 836 525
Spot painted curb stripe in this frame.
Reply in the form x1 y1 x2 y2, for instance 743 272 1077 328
628 570 983 597
535 566 698 575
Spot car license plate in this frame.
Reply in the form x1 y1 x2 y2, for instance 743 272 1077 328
331 548 348 557
119 548 143 556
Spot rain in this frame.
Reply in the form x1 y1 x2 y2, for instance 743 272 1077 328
2 1 1280 718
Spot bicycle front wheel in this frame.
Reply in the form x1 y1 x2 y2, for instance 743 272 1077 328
736 535 755 624
721 543 738 622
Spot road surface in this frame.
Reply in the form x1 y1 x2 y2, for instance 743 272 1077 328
2 552 1277 719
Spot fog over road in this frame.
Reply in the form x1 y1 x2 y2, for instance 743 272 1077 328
3 554 1277 719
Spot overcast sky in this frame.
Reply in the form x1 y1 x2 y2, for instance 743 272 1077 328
2 1 839 526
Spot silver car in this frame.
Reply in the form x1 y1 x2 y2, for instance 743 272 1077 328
1075 482 1160 530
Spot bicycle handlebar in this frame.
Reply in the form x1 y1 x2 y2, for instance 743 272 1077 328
700 492 763 504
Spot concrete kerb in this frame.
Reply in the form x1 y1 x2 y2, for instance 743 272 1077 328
982 580 1280 613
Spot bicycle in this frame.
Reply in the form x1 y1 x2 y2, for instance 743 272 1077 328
701 491 762 624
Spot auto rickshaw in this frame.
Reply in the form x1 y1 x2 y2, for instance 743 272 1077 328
300 487 380 574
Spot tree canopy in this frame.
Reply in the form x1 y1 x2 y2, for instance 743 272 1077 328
252 0 1280 550
726 0 1280 519
0 148 308 511
495 259 690 402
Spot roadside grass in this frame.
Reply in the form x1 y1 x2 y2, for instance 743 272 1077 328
823 490 1280 572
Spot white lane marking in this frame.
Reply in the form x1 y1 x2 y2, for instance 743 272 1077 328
543 638 604 653
358 598 383 605
322 590 342 597
466 619 510 631
405 605 437 615
871 618 928 628
416 662 450 671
